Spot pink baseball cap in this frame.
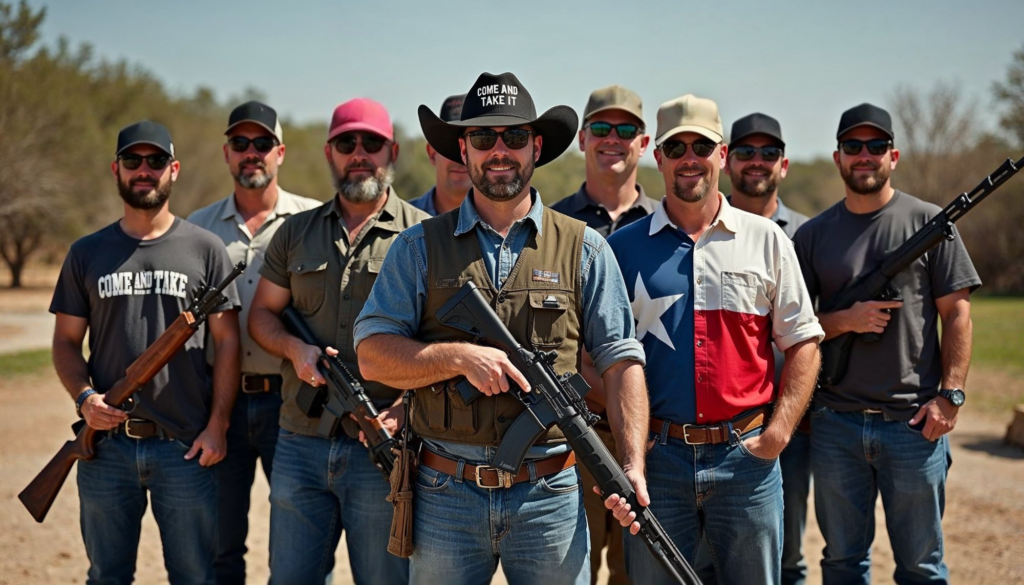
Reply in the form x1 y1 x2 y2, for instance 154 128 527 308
327 98 394 142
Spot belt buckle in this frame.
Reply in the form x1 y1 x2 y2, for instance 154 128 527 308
124 419 146 439
474 466 513 489
681 424 699 445
242 375 269 394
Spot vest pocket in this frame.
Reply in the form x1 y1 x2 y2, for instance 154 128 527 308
447 382 477 435
288 257 328 312
529 291 569 349
423 385 448 432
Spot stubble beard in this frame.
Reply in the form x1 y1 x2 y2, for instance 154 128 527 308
470 156 534 202
841 163 891 195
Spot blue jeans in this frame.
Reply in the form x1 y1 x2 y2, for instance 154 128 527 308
810 407 951 584
624 427 783 585
410 444 590 585
77 432 218 585
215 390 282 584
268 429 407 585
780 428 812 585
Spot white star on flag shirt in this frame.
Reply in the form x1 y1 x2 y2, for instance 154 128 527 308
630 273 683 350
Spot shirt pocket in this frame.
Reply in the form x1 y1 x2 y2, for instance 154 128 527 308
354 257 384 298
288 257 329 312
721 271 760 315
529 291 569 349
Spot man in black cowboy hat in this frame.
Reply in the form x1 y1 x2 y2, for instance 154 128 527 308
354 72 649 585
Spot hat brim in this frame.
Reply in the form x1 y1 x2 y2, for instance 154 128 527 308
655 125 723 147
225 120 278 139
728 130 785 149
836 122 893 141
419 105 579 167
327 122 393 143
583 105 644 127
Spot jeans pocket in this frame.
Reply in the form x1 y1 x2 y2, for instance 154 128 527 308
736 437 778 466
416 465 453 493
538 466 580 494
173 438 192 451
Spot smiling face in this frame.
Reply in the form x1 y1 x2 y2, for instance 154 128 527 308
459 125 542 202
725 134 788 198
578 110 649 177
654 131 726 203
834 126 899 195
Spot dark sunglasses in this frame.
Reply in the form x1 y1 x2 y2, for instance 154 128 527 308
227 135 278 153
839 139 892 156
464 128 533 151
585 122 643 140
660 139 717 159
731 145 784 162
118 153 172 171
332 133 387 155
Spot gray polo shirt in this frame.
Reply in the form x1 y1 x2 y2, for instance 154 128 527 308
187 188 322 375
549 183 658 238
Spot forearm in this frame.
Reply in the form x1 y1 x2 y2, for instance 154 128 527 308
603 360 648 470
764 339 821 444
816 310 850 341
358 334 478 389
249 305 304 363
52 339 92 401
209 333 240 428
579 349 607 412
940 308 972 390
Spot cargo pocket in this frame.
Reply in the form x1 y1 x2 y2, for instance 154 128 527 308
529 291 569 349
447 382 477 435
289 257 328 312
422 385 448 432
721 271 759 314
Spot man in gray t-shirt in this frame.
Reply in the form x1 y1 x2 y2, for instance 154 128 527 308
49 120 240 584
792 103 980 583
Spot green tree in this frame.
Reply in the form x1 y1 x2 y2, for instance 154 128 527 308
993 44 1024 147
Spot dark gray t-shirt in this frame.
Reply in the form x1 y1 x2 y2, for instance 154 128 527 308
50 218 240 443
793 190 981 419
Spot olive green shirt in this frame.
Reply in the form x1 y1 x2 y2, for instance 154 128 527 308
260 190 430 435
187 188 322 375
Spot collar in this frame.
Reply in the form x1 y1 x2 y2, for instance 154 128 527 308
219 188 306 221
569 182 656 214
771 197 796 228
649 193 738 236
454 188 545 237
320 187 404 232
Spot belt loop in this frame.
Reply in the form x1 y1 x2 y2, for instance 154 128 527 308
454 459 466 484
527 460 538 483
727 421 738 445
659 421 670 446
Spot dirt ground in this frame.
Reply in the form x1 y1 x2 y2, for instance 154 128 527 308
2 283 1023 584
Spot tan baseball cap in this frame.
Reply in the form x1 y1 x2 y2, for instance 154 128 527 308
583 85 644 126
655 94 723 146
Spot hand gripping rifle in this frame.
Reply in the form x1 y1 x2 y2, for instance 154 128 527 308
436 281 702 585
819 156 1023 388
280 306 397 481
19 261 245 522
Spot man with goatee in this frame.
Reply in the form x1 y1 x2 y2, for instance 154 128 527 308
50 120 241 584
793 103 980 584
248 98 427 584
188 101 320 584
355 72 648 585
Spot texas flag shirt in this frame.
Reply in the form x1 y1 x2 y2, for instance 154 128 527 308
607 195 823 425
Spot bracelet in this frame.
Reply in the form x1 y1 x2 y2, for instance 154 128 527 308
75 388 97 418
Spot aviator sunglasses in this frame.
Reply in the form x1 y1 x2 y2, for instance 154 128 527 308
660 139 717 159
227 136 279 153
332 133 388 155
118 153 172 171
464 128 533 151
585 122 643 140
731 145 783 162
838 139 892 156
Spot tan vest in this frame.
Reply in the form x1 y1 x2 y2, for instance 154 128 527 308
413 207 586 445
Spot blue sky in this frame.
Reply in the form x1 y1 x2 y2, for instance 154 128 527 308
26 0 1023 161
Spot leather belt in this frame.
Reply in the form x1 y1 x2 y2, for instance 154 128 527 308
112 418 172 440
420 450 576 489
650 407 768 445
242 374 282 394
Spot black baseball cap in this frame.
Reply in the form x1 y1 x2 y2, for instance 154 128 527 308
115 120 174 157
226 100 283 141
438 94 466 123
730 113 785 148
837 103 894 141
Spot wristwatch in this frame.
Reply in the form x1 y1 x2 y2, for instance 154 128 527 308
75 388 98 418
938 388 965 407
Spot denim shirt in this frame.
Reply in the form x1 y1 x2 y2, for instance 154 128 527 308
354 189 645 463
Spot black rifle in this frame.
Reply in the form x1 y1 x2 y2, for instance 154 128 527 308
436 282 701 585
280 306 397 481
819 156 1023 387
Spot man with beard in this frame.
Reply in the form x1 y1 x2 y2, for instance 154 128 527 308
409 94 472 215
549 84 656 585
248 98 427 585
724 113 812 585
187 101 320 584
354 72 648 585
604 95 823 584
792 103 979 584
50 120 241 584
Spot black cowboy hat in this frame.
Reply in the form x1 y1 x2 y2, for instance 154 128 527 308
418 72 579 167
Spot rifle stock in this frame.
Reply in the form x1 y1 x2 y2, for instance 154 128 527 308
18 262 244 522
